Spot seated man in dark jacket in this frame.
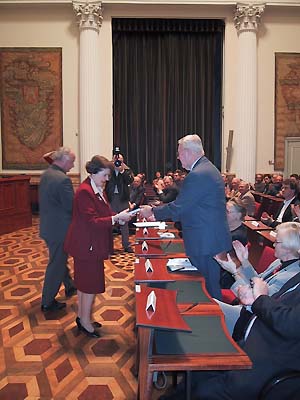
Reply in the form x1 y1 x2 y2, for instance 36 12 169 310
155 175 179 203
261 178 299 228
129 175 146 209
161 272 300 400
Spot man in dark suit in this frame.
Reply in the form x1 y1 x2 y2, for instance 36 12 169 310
105 152 134 252
155 175 179 203
39 147 77 312
161 273 300 400
140 134 231 299
129 175 146 209
261 178 299 228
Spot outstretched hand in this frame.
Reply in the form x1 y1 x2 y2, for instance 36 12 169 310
139 205 154 219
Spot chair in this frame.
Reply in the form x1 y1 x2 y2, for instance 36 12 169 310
254 201 262 219
221 289 237 304
255 245 276 274
258 370 300 400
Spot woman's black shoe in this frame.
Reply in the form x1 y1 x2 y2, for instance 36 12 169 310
76 317 102 329
80 324 101 338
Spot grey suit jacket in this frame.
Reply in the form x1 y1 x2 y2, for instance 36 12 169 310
153 156 231 257
39 164 74 242
231 258 300 296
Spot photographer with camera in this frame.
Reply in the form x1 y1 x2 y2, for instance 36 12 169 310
105 148 134 253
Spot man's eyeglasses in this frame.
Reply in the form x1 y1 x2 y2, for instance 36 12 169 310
273 240 283 246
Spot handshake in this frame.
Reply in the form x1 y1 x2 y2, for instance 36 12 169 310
112 205 157 225
112 207 141 225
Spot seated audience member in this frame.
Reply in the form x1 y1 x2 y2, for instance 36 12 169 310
152 171 164 193
253 173 265 193
267 173 283 196
137 172 147 185
129 175 146 209
235 181 255 216
221 172 229 190
290 173 299 184
173 169 183 190
161 271 300 400
225 177 240 200
262 173 272 194
155 175 179 203
227 198 248 245
261 178 299 227
221 198 248 288
215 221 300 333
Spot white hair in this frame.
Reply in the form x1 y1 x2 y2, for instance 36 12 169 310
277 222 300 255
178 134 204 156
52 146 73 161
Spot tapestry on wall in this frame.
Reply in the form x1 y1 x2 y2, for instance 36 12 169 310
275 52 300 170
0 48 62 169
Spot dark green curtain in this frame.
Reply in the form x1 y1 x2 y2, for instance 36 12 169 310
112 18 224 180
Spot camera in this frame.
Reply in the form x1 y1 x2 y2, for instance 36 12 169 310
113 146 122 168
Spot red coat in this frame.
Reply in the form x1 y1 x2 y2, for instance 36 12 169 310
64 178 114 260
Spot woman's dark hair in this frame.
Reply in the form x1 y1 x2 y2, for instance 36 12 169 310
85 155 113 174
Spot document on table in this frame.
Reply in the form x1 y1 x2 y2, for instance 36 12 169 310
134 221 166 229
166 258 198 272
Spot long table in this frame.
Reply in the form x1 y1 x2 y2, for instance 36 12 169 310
135 285 252 400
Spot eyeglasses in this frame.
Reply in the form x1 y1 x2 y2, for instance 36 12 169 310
273 240 283 246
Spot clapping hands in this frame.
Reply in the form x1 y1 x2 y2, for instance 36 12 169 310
214 252 238 275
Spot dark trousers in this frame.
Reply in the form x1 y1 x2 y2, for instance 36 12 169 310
42 240 74 305
110 194 130 249
189 255 222 300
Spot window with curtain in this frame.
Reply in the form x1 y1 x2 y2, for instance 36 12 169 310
112 18 224 180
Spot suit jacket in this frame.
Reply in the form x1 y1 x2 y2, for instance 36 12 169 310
158 185 179 203
105 168 134 202
239 190 256 216
64 178 114 260
271 197 299 227
200 272 300 400
39 164 74 242
130 184 145 206
153 156 231 257
231 259 300 296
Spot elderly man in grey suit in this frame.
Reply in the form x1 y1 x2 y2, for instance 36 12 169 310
140 134 231 299
39 147 77 312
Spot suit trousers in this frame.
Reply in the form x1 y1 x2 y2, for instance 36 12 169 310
42 240 74 305
110 193 130 249
189 255 222 300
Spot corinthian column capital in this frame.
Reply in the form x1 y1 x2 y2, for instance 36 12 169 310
234 3 265 33
73 0 103 32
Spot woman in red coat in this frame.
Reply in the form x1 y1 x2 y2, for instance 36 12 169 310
65 155 131 338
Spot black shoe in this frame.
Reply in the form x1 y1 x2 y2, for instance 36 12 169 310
41 300 66 312
124 246 134 253
80 323 101 338
65 287 77 298
76 317 102 329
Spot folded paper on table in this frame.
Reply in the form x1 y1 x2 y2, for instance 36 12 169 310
167 258 198 272
134 221 166 229
158 232 175 239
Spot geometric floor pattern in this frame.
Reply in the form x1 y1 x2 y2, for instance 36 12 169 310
0 218 144 400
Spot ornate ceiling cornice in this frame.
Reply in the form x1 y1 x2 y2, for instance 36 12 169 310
1 0 300 6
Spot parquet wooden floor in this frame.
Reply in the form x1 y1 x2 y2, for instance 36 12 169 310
0 218 143 400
